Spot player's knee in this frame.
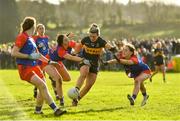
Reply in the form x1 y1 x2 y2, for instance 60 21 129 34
134 79 139 83
51 75 61 82
134 79 140 85
63 77 71 82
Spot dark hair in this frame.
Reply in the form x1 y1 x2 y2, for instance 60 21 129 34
57 34 64 46
89 23 100 35
125 44 135 55
20 17 36 33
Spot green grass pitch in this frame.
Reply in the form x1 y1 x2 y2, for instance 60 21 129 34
0 70 180 120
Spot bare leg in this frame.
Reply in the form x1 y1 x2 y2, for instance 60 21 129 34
150 66 159 82
75 65 90 89
44 65 63 98
133 73 150 96
30 74 54 105
160 64 166 82
79 73 97 99
55 63 71 81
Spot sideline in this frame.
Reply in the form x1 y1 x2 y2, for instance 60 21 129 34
0 78 29 120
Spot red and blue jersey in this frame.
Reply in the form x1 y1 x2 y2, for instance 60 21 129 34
49 40 76 62
49 46 67 62
124 55 151 78
33 35 49 56
15 32 38 66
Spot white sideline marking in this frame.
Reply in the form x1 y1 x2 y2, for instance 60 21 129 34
0 78 29 120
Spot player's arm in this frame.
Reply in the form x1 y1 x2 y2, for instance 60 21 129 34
11 46 29 58
119 59 134 65
104 43 117 53
106 59 118 64
39 54 50 63
64 53 91 66
63 53 83 62
106 56 134 65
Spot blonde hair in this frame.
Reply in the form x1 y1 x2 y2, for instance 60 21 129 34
35 23 45 35
88 23 100 36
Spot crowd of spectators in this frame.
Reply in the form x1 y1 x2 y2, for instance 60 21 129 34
0 38 180 71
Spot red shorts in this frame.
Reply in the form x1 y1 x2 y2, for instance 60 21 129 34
39 54 50 70
17 65 44 81
57 61 64 67
143 70 151 75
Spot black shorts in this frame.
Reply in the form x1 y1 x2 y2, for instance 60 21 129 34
79 62 99 74
154 56 164 66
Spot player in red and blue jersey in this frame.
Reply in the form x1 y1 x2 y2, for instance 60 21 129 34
49 34 90 74
11 17 66 116
104 44 151 106
33 24 62 104
49 34 90 105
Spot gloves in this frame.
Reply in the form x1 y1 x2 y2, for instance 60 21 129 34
82 59 91 66
28 53 40 60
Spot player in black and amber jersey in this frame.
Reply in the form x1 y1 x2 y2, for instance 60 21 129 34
71 23 117 106
150 42 166 83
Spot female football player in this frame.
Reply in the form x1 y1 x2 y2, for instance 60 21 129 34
70 23 116 106
150 42 166 83
33 24 60 102
104 44 151 106
11 17 66 115
49 34 91 105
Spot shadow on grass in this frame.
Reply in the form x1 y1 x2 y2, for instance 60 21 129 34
42 106 126 118
68 106 125 114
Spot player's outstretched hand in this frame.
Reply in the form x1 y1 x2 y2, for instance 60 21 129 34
109 46 118 53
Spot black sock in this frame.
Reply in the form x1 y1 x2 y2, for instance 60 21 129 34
54 90 57 95
78 96 81 101
60 96 64 101
35 106 42 112
75 87 80 90
142 92 147 97
163 77 166 81
132 94 137 100
34 87 38 98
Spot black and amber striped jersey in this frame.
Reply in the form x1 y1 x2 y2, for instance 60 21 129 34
81 36 107 63
154 48 164 57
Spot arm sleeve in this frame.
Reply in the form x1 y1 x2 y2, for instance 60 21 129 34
130 56 139 64
15 34 27 48
68 40 76 48
100 38 107 47
81 38 86 45
57 47 67 58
